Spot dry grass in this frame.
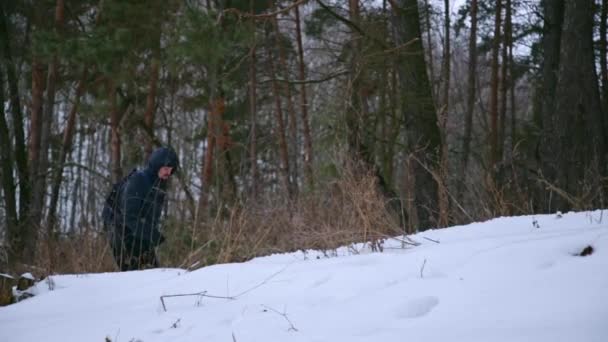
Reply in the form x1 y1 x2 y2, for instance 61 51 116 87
163 160 403 270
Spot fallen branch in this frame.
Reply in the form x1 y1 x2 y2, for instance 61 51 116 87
160 262 295 312
423 237 440 244
233 262 294 298
420 259 427 279
160 291 235 312
261 305 298 332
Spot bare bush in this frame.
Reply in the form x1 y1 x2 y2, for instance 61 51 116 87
170 159 402 270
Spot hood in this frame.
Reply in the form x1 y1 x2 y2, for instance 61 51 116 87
144 147 179 177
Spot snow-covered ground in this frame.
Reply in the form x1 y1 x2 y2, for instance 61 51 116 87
1 210 607 342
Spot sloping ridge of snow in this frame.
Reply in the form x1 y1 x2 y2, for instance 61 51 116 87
1 210 608 342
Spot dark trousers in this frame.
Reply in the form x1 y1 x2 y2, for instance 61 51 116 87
108 225 159 271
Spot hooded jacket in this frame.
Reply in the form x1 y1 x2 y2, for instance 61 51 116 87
114 147 179 250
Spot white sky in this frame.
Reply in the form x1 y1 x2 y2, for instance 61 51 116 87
1 209 608 341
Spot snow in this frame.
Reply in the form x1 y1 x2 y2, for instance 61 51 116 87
1 210 608 342
20 273 35 281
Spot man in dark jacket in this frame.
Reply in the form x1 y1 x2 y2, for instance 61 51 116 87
103 147 179 271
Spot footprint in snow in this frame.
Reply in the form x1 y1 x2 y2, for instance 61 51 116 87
395 296 439 319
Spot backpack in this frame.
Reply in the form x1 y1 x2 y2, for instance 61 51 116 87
102 168 138 226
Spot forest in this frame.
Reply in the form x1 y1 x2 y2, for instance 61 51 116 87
1 0 607 274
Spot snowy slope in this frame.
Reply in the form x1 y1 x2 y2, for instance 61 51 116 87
1 210 607 342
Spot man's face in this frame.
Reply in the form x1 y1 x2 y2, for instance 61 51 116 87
158 166 174 180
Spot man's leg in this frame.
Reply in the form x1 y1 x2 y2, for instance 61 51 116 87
138 248 159 269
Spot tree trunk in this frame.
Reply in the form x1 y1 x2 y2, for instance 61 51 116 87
600 0 608 145
460 0 477 198
553 0 605 208
0 5 30 228
198 95 224 214
347 0 364 159
488 0 502 185
499 5 508 164
0 66 19 265
391 0 440 230
268 43 291 197
109 81 123 183
538 0 564 211
294 4 314 190
506 0 516 152
41 0 64 269
272 10 298 197
434 0 451 227
248 34 259 199
47 68 87 238
25 56 45 262
143 32 161 158
423 0 436 97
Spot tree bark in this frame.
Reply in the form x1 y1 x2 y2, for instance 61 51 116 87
423 0 436 97
499 4 509 163
0 65 19 265
460 0 478 198
347 0 363 159
488 0 502 184
506 0 516 152
538 0 564 211
0 5 30 227
248 48 259 199
40 0 64 266
47 68 87 238
294 3 314 190
553 0 605 208
600 0 608 143
272 9 298 197
143 31 161 158
390 0 440 230
248 38 259 199
436 0 450 228
109 80 123 183
268 43 291 197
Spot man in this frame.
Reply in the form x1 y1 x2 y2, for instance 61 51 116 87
102 147 179 271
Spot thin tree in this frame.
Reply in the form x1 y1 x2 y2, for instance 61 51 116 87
46 68 87 241
268 35 292 197
144 32 161 158
460 0 478 199
600 0 608 135
0 3 31 263
248 17 259 199
294 3 314 190
537 0 564 211
437 0 450 227
0 63 19 265
488 0 502 185
272 7 298 196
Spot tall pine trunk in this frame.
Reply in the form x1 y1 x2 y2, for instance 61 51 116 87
460 0 477 199
0 4 31 264
268 41 292 198
109 81 123 183
144 30 161 158
391 0 440 230
0 65 19 265
488 0 502 187
294 4 314 190
272 11 298 197
437 0 450 227
553 0 605 208
538 0 564 211
47 68 87 238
